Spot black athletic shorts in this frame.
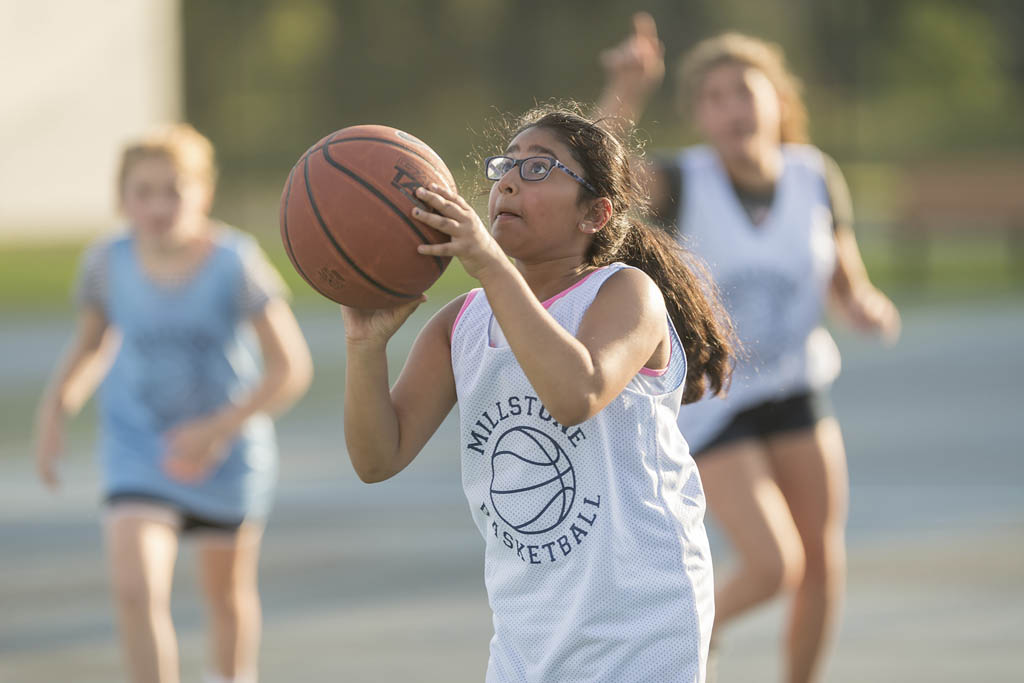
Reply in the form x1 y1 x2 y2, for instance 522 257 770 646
694 390 833 458
106 491 245 535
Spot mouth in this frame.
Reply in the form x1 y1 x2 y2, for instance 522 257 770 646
493 210 521 222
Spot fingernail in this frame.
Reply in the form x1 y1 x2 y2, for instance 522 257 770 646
429 183 438 190
416 186 426 195
412 207 420 215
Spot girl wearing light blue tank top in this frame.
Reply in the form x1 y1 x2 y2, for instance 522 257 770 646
339 107 736 683
33 124 312 683
599 17 901 683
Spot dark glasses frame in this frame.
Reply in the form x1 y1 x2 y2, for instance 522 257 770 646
484 155 598 195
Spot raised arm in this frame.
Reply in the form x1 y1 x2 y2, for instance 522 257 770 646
596 13 676 226
342 296 460 483
596 12 665 132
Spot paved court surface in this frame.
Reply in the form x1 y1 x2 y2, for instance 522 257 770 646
1 297 1022 682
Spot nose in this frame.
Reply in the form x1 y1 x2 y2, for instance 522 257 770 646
495 167 519 194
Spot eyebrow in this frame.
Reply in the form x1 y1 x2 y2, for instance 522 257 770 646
504 143 560 157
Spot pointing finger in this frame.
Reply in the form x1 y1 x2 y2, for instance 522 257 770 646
633 11 658 41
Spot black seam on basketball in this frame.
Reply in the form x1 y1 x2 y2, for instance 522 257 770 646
325 136 444 174
302 155 418 301
320 144 446 275
299 137 448 187
281 163 318 292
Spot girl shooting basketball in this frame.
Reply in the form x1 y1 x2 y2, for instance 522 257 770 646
33 124 312 683
340 107 734 682
597 15 901 683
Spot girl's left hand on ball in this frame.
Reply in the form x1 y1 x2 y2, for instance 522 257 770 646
162 415 232 483
411 184 506 281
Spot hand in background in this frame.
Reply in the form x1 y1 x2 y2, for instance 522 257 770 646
163 414 233 483
843 285 901 344
600 12 666 108
34 405 66 490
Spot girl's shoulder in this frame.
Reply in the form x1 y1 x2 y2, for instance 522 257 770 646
74 230 132 311
208 223 290 311
445 289 481 342
208 222 261 260
81 229 131 259
594 264 663 308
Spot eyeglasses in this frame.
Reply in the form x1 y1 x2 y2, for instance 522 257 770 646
484 155 598 194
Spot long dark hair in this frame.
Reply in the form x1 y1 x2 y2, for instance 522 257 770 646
510 105 735 403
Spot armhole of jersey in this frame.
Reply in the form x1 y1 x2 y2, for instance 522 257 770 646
591 265 686 395
631 313 687 396
451 289 479 341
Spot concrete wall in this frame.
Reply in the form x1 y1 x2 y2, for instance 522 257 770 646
0 0 181 243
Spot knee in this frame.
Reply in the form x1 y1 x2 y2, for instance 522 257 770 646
800 530 846 585
111 575 162 614
747 543 805 600
205 582 258 623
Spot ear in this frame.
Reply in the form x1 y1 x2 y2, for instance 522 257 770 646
578 197 613 234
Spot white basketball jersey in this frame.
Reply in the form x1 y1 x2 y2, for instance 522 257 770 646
451 263 713 683
675 145 841 451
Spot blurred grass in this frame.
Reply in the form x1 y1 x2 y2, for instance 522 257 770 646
0 239 478 315
0 230 1019 315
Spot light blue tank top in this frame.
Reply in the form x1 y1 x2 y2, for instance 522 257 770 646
88 229 280 521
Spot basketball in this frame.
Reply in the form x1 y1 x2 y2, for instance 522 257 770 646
489 426 576 535
279 124 456 308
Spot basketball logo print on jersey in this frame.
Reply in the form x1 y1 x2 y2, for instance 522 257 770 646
467 395 602 567
490 426 576 534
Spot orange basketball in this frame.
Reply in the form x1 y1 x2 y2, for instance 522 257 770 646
279 124 456 308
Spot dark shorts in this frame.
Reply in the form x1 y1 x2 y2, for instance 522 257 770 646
105 491 246 535
694 390 834 458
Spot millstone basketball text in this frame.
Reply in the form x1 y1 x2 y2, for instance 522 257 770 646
465 395 587 455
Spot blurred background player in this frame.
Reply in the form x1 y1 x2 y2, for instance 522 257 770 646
33 123 313 683
597 14 900 683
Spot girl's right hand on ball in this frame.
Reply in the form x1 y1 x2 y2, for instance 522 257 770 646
340 296 426 346
412 184 508 282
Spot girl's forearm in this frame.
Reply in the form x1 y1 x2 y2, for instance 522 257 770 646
212 356 311 435
343 341 404 482
41 340 110 418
